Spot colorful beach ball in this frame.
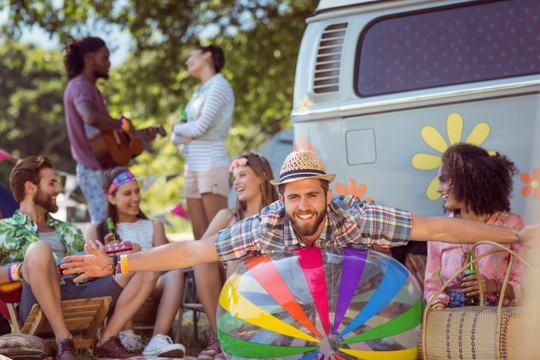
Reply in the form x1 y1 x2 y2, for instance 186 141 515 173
217 247 423 359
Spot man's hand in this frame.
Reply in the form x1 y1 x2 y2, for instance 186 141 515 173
61 243 112 283
519 223 540 247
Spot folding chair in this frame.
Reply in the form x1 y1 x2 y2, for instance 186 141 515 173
1 283 111 350
174 268 204 343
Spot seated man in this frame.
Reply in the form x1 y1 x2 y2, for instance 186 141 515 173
0 156 160 360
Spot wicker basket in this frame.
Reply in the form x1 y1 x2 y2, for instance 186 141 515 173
420 241 532 360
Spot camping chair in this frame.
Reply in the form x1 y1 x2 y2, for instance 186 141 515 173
0 283 111 350
174 268 204 343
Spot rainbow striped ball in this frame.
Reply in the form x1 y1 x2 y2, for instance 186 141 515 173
217 247 423 359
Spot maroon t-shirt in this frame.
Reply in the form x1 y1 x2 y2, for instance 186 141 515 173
63 74 109 169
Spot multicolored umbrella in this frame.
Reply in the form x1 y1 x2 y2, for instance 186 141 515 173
217 247 423 359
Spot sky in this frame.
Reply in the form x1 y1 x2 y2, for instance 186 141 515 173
0 7 131 68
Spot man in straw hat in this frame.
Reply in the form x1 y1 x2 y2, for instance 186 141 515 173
61 151 540 282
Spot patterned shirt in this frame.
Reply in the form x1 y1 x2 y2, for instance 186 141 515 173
215 195 412 261
424 212 526 306
0 210 85 265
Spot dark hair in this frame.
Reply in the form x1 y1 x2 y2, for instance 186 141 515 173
64 36 106 80
233 153 278 220
440 143 517 216
96 166 147 241
9 156 54 202
197 45 225 73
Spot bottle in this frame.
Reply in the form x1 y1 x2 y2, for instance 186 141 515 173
178 105 192 142
106 217 121 244
463 251 480 306
179 105 187 123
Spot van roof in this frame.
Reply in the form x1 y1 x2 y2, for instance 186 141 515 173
315 0 388 14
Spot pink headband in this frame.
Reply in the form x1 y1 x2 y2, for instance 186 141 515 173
229 157 248 172
106 171 136 195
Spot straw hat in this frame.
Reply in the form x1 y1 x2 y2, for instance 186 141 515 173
270 151 336 186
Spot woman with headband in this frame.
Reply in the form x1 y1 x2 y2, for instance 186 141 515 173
86 167 186 357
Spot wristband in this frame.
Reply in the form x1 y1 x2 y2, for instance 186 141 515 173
7 263 21 282
117 254 129 274
119 117 129 134
431 303 445 310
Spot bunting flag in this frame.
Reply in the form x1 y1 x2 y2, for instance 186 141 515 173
0 149 12 162
151 212 173 227
170 202 189 220
141 175 161 194
166 173 181 182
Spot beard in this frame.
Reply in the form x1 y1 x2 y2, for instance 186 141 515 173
33 187 58 213
94 70 109 79
288 207 327 237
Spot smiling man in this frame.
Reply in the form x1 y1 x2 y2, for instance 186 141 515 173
0 156 159 360
63 151 539 283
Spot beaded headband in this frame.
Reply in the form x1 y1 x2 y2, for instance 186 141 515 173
106 171 136 195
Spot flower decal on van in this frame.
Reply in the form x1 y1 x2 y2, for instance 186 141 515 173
298 95 314 111
294 136 314 152
520 169 540 200
412 112 492 200
331 179 374 203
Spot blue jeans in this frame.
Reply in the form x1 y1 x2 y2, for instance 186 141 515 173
76 163 107 224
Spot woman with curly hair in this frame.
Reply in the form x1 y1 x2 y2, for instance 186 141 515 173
424 143 527 309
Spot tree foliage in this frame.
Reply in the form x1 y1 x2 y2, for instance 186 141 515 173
0 0 317 228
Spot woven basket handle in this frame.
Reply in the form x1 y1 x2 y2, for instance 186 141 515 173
422 240 533 360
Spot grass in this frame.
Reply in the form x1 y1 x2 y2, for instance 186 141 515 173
77 312 211 359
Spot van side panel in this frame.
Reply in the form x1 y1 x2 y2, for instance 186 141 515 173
292 0 540 222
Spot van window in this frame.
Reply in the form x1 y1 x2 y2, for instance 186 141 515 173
356 0 540 96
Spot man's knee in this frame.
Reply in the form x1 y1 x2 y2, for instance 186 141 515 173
23 241 55 278
25 241 54 263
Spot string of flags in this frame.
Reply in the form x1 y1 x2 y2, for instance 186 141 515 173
0 147 189 224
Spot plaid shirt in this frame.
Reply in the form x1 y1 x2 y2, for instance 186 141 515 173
215 195 412 261
0 210 85 265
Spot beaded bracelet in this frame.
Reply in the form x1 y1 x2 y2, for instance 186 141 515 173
107 255 118 276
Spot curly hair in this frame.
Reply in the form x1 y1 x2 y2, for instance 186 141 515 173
95 166 147 241
232 152 278 220
64 36 106 80
440 143 517 216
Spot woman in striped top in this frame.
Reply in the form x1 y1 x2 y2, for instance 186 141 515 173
171 44 235 241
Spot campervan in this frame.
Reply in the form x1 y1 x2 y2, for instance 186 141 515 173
291 0 540 223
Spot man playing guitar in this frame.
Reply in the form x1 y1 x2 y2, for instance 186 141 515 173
63 36 159 224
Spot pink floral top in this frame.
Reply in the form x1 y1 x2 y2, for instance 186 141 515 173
424 212 527 306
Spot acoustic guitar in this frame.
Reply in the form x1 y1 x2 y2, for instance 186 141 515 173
87 117 166 169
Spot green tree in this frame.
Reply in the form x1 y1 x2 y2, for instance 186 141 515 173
0 1 318 228
0 42 69 182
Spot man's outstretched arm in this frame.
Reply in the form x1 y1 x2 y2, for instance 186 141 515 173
411 214 540 245
62 234 219 282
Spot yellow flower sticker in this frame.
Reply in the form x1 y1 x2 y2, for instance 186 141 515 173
298 94 313 111
412 112 492 200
